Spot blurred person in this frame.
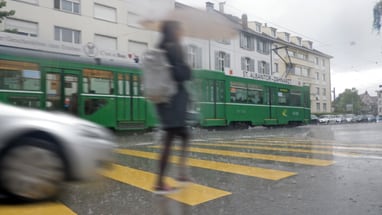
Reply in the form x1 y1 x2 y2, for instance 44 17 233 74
154 20 192 194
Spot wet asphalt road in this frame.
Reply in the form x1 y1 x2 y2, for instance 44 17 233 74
1 123 382 215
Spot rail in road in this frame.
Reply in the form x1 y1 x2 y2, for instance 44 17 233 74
1 137 382 214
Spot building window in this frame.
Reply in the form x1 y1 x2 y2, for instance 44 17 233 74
258 61 270 74
273 63 279 73
323 88 326 96
5 18 38 37
323 103 327 112
271 28 276 37
94 34 117 50
316 72 320 80
54 0 80 14
322 59 326 66
54 26 80 44
186 45 202 69
316 103 320 112
297 53 308 60
241 57 255 75
294 67 301 76
322 73 326 81
240 32 254 50
215 51 230 71
257 39 270 54
255 23 261 32
287 50 295 57
128 40 148 62
127 12 141 28
316 87 320 95
94 3 116 22
315 57 319 64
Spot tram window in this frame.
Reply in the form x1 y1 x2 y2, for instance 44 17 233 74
216 81 225 102
289 90 301 106
230 82 247 103
278 92 288 105
132 75 140 96
248 90 263 104
83 69 114 94
118 74 123 95
248 84 263 104
0 69 40 91
125 74 131 95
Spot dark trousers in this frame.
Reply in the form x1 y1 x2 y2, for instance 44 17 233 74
157 127 190 186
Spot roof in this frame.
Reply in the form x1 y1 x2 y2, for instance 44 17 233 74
174 1 332 59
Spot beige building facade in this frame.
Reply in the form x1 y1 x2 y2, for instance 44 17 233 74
2 0 332 113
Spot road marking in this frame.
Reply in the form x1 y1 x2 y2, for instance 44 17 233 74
227 141 382 152
150 146 334 166
0 203 76 215
192 143 358 157
116 149 296 180
100 164 231 206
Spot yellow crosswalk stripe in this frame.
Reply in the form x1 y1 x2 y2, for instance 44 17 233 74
116 149 296 180
227 141 382 152
0 203 76 215
238 138 382 148
100 163 231 206
151 146 334 166
192 143 358 157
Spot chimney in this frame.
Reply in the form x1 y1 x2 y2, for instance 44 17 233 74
242 14 248 29
219 2 225 13
206 2 214 11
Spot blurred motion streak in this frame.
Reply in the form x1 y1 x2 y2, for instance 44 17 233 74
140 6 237 39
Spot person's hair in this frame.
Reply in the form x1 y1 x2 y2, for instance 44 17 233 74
159 20 181 49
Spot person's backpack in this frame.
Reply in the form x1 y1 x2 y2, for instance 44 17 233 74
142 49 177 104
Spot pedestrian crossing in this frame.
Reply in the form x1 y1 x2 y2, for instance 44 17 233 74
1 137 381 214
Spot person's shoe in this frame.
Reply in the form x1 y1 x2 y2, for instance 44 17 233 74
153 184 179 195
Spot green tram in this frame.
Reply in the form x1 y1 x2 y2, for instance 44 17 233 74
0 47 310 130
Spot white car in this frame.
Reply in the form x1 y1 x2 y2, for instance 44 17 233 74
0 103 116 201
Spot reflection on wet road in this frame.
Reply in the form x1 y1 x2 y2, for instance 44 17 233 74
2 127 382 214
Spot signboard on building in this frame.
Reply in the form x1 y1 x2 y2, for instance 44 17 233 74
0 32 139 64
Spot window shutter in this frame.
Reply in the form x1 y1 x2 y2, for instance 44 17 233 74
54 0 60 9
250 59 255 72
196 47 202 68
241 57 245 71
250 38 254 51
258 61 261 73
214 51 219 70
240 32 244 48
224 53 230 67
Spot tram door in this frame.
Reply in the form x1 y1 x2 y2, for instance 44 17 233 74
45 69 79 115
202 79 226 125
116 73 146 129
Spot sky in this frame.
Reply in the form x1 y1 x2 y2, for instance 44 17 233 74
175 0 382 97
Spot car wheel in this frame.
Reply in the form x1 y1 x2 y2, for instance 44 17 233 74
0 137 66 201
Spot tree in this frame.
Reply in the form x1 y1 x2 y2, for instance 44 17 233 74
333 88 362 114
0 0 15 23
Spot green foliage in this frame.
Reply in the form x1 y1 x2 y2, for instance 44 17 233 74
332 88 362 114
0 0 15 23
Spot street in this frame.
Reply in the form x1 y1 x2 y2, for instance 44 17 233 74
1 123 382 215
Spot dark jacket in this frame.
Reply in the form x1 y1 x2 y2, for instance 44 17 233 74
156 42 192 129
